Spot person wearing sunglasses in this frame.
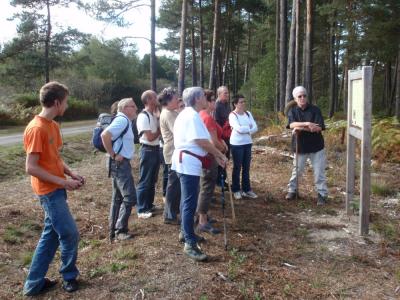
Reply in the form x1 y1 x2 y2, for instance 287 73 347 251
285 86 328 205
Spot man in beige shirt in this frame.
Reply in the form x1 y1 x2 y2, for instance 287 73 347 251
159 88 181 224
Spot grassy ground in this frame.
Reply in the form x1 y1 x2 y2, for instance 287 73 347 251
0 129 400 299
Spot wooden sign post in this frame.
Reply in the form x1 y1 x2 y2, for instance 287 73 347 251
346 66 372 235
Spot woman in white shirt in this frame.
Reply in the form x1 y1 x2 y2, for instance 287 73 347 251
171 87 227 262
229 95 258 200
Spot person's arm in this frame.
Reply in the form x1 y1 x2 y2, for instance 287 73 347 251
209 129 226 153
143 128 161 141
26 153 82 190
101 130 124 162
229 113 251 134
63 162 85 184
195 139 227 167
248 112 258 134
139 112 161 141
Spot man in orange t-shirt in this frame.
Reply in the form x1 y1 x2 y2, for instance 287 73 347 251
23 82 84 296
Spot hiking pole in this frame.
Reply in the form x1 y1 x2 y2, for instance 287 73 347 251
295 131 299 200
220 173 228 251
225 166 236 222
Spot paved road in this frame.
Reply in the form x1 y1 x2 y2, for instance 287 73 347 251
0 125 93 146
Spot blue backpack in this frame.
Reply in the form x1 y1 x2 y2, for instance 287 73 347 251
92 113 130 153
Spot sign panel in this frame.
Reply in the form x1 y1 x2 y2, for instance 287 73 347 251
351 79 364 128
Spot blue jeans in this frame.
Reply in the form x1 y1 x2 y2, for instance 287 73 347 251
24 189 79 296
178 173 200 245
288 149 328 197
164 165 181 220
136 145 160 213
160 148 169 197
109 158 137 239
231 143 252 193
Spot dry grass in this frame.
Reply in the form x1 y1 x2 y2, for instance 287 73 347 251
0 131 400 299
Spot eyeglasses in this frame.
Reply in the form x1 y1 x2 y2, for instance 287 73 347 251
298 95 307 98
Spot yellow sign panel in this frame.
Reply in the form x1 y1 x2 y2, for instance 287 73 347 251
351 79 364 128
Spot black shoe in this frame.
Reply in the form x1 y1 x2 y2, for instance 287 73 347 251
317 194 327 206
285 192 297 200
197 223 221 234
25 278 58 296
178 231 205 243
62 279 79 293
164 218 181 225
184 243 208 261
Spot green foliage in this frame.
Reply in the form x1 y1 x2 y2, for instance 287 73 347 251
228 248 246 280
371 183 397 197
371 118 400 163
61 97 98 121
14 94 38 108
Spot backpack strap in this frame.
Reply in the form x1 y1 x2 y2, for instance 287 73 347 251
138 110 151 138
112 115 130 155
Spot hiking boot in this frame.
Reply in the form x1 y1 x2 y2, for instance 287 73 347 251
285 192 296 201
242 190 258 199
116 232 133 240
62 279 79 293
179 231 205 243
317 194 327 206
233 191 242 200
197 223 221 234
138 212 153 219
184 243 208 262
164 218 181 225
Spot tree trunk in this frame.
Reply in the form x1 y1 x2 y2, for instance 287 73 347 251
279 0 287 112
150 0 156 91
243 13 251 84
395 47 400 121
190 0 197 86
178 0 188 96
198 0 204 88
303 0 313 103
388 56 398 115
209 0 220 91
275 0 280 112
44 0 51 83
285 0 296 103
294 0 300 86
329 18 336 118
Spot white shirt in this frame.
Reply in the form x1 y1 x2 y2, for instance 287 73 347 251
136 109 160 146
229 111 258 146
171 107 210 176
104 112 135 159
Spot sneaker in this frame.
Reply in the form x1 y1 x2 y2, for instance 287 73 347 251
285 192 296 201
24 278 58 296
242 191 258 199
138 212 153 219
62 279 79 293
179 231 205 243
164 218 181 225
197 223 221 234
116 232 133 240
317 194 327 206
233 191 242 200
184 243 208 261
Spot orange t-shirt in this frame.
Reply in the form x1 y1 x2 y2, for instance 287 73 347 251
23 115 65 195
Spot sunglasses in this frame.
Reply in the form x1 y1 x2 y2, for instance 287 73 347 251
298 95 307 98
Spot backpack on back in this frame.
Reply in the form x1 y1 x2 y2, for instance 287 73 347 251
92 113 130 152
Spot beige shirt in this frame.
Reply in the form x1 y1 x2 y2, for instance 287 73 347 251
160 108 178 164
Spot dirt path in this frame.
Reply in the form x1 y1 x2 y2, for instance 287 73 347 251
1 139 400 299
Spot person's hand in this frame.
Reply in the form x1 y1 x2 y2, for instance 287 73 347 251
63 179 82 190
309 123 321 132
114 154 124 162
71 173 85 185
215 152 228 168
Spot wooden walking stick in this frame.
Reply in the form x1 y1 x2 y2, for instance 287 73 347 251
224 165 236 222
295 131 299 200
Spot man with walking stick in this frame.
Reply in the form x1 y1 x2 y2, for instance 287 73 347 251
102 98 138 241
285 86 328 205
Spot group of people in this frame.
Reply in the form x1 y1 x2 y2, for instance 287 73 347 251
22 81 328 295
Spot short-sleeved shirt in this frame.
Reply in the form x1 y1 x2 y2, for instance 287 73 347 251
214 100 231 127
199 110 223 142
171 107 211 176
287 104 325 154
23 115 65 195
104 112 134 159
137 109 160 146
160 108 178 164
